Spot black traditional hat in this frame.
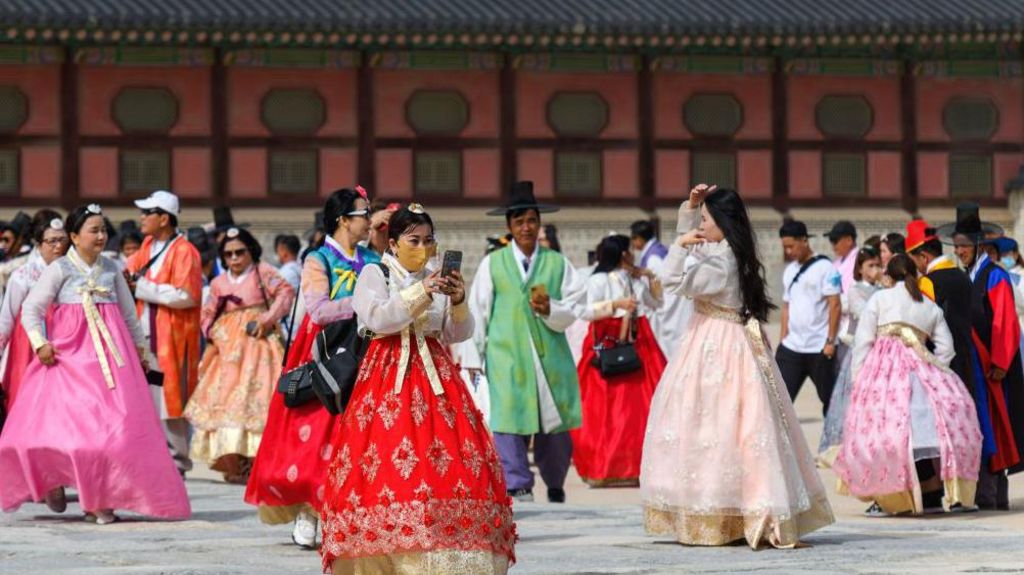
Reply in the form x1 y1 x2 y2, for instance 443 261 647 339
7 212 31 239
936 202 1003 244
212 206 249 232
486 181 559 216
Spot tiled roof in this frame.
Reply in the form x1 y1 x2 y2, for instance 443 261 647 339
1 0 1022 37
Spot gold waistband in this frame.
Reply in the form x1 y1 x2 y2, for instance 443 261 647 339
694 300 743 324
875 322 949 372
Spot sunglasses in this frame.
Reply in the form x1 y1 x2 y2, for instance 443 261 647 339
141 208 167 217
224 248 249 260
42 237 69 247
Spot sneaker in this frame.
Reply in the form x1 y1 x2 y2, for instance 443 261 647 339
84 510 119 525
547 488 566 503
45 487 67 513
864 502 891 517
292 511 318 549
507 488 534 503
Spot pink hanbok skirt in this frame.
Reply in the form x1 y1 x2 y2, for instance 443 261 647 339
832 334 982 514
0 303 190 519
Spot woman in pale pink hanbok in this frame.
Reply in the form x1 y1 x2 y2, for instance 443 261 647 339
832 255 982 515
0 205 190 524
640 186 834 549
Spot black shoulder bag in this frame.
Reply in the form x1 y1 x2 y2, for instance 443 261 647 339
591 275 643 378
275 256 323 408
309 263 388 415
788 255 830 293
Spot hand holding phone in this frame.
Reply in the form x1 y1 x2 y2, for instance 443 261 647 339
441 250 463 279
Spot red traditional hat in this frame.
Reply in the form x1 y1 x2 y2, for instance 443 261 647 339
904 219 936 253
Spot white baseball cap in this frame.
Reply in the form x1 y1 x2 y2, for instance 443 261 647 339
134 190 180 216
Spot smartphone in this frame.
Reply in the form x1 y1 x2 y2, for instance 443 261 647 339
441 250 463 278
245 321 259 337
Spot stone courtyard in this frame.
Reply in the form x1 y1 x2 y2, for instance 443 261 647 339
3 386 1023 575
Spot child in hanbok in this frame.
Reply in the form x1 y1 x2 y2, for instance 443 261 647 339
572 234 666 487
0 204 190 524
640 185 834 548
818 245 882 464
185 227 295 483
321 204 515 575
832 254 982 514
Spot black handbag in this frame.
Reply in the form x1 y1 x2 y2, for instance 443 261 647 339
592 336 642 377
590 309 642 377
277 362 318 408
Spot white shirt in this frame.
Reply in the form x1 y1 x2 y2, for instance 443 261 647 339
782 255 842 353
278 260 302 291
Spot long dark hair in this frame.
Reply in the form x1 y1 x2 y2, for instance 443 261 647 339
703 188 775 322
886 253 923 302
542 224 562 253
594 235 630 274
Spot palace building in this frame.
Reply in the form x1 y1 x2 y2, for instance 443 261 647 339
0 1 1021 214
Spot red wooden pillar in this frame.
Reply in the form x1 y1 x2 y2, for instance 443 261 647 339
60 46 79 209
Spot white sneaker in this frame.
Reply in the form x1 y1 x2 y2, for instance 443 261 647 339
292 511 317 549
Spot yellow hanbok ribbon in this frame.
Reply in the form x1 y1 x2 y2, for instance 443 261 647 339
329 269 358 300
393 325 444 397
67 252 125 390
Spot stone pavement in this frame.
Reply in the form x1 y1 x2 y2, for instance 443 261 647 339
3 388 1023 574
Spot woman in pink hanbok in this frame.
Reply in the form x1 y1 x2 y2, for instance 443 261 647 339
0 204 190 524
832 254 982 515
185 227 294 483
640 185 834 548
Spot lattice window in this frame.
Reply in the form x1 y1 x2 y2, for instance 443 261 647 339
547 93 608 137
943 98 999 141
270 150 318 194
556 152 602 197
0 87 28 133
691 152 736 190
113 88 179 134
816 96 873 138
823 153 867 196
0 150 17 195
406 91 469 136
683 94 742 137
121 150 170 194
261 89 326 135
414 151 462 195
949 154 993 197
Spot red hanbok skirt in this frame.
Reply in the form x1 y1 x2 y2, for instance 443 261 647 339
245 315 338 524
1 313 34 412
320 334 516 573
571 316 666 486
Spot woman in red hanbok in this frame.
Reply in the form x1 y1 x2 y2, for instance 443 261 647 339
321 204 515 575
572 234 666 486
245 188 379 549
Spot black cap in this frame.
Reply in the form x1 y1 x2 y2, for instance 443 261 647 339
779 219 809 239
824 220 857 242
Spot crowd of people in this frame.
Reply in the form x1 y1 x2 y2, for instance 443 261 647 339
0 180 1020 573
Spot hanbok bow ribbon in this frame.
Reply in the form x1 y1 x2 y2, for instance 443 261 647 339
393 325 444 397
77 281 126 390
208 294 243 338
329 268 359 299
